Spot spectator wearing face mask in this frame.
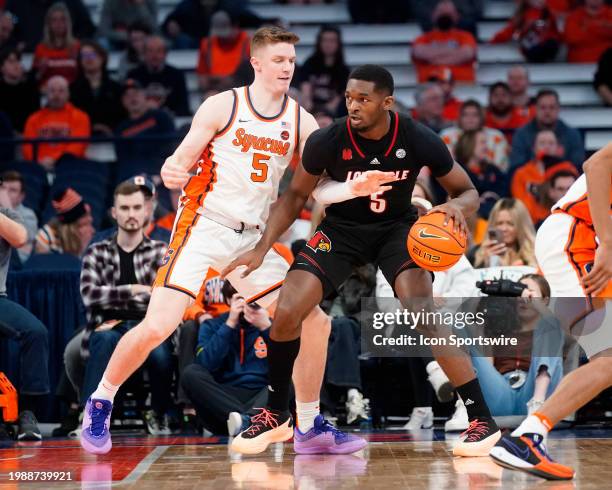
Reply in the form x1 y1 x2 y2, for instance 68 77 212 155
511 129 578 225
411 0 478 83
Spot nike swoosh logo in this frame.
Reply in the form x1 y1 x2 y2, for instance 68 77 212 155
502 438 531 460
418 228 449 240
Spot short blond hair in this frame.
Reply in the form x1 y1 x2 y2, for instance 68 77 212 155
251 26 300 53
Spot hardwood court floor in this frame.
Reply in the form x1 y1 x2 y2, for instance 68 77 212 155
1 429 611 489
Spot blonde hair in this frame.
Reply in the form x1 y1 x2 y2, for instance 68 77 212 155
43 2 76 50
251 26 299 54
474 198 536 268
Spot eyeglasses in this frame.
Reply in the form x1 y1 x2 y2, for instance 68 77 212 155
80 52 99 60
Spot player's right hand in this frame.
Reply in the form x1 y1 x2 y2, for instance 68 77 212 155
161 157 190 189
348 170 398 197
221 248 266 279
583 242 612 296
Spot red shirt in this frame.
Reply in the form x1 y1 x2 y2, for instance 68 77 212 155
563 6 612 62
33 41 80 86
442 97 462 122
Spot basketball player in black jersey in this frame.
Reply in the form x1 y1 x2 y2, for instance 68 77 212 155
223 65 500 456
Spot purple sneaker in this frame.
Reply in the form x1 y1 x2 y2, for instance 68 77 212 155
294 415 367 455
80 398 113 455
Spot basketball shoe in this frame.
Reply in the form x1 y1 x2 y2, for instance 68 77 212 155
80 398 113 454
231 408 293 454
489 433 574 480
294 415 367 454
452 418 500 457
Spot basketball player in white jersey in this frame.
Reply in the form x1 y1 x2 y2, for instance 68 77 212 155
490 142 612 480
79 26 366 455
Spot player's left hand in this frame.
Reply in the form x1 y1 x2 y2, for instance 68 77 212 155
583 242 612 296
427 202 467 237
221 248 266 279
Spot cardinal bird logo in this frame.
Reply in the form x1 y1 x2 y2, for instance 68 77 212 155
306 230 332 253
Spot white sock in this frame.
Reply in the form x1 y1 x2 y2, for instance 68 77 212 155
347 388 359 400
296 400 320 433
91 376 120 403
511 415 549 438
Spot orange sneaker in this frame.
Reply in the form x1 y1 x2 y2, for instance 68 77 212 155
452 418 500 457
489 433 575 480
230 408 293 455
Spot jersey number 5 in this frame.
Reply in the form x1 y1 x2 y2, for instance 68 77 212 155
370 190 388 213
251 153 269 182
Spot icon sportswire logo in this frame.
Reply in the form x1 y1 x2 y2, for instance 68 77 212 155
418 228 449 240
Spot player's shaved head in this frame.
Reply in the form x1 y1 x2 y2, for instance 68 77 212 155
348 65 394 96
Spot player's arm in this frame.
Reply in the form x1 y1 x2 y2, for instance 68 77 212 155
582 142 612 296
221 109 321 277
312 171 398 205
160 91 232 189
434 162 479 236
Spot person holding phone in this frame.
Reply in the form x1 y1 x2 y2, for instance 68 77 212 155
468 197 537 268
180 290 273 437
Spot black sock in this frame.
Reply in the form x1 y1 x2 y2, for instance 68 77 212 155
266 337 300 412
455 378 493 420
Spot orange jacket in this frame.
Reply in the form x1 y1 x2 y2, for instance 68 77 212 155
196 31 250 77
485 107 532 143
563 6 612 62
412 29 477 83
22 103 90 162
510 159 550 224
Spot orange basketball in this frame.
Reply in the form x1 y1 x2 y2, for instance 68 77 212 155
407 212 467 271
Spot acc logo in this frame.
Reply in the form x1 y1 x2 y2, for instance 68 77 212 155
254 336 267 359
306 230 332 253
396 148 406 159
161 248 174 266
280 130 290 141
342 148 352 160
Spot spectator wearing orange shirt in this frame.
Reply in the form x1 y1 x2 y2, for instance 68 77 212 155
510 129 578 225
428 67 462 122
411 0 478 83
485 82 532 142
32 3 80 87
23 75 90 170
196 11 250 97
491 0 561 63
563 0 612 63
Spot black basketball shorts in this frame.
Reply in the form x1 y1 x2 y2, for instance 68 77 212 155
290 214 423 298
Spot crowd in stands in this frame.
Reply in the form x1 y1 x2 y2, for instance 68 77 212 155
0 0 610 441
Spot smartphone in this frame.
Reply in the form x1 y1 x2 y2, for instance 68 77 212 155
488 229 500 242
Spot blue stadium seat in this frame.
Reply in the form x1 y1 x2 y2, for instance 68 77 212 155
23 253 82 271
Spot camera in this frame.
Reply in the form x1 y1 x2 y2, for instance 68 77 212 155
476 278 526 297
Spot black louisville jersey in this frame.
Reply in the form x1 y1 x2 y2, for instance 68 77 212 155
302 111 454 223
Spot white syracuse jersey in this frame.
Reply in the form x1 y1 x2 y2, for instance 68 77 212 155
182 86 300 227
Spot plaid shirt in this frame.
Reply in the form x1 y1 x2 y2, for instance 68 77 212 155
79 234 166 358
